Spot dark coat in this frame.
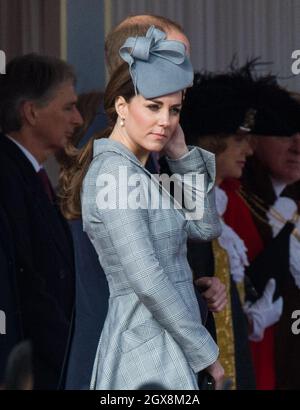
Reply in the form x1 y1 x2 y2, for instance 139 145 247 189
63 106 109 389
0 205 22 384
187 239 255 390
0 134 75 389
64 219 109 390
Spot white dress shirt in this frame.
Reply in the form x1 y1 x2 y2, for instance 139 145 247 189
6 135 41 172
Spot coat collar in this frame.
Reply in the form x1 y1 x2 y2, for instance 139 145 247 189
93 138 145 170
92 137 188 222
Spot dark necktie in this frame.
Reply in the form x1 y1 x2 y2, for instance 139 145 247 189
37 168 55 203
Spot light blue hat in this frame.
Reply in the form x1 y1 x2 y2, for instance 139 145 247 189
119 25 193 99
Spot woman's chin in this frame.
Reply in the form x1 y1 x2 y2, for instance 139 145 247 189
233 170 242 179
148 142 166 152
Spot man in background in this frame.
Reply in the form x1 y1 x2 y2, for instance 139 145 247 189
0 53 82 389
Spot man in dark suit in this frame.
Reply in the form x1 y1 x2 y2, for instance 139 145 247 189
0 53 82 389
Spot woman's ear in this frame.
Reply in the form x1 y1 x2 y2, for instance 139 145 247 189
115 96 128 120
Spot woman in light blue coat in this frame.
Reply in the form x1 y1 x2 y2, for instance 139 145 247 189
77 26 223 389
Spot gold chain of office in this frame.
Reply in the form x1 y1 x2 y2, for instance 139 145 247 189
238 188 300 242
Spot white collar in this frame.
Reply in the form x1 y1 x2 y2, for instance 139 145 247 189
215 186 228 216
6 135 42 172
270 177 287 198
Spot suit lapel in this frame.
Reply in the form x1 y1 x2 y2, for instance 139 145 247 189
0 135 74 270
33 184 74 269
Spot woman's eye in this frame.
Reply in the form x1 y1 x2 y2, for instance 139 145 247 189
234 135 244 143
147 104 160 111
64 104 76 112
170 107 181 115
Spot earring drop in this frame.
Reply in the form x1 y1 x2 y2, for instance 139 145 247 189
120 118 125 127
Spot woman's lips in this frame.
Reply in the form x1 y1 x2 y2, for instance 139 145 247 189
237 161 246 167
151 133 167 139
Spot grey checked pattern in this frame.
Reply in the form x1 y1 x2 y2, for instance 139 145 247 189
81 139 221 390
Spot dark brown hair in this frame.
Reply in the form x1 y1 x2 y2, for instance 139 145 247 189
0 53 76 133
57 90 103 217
59 63 135 219
195 133 255 156
195 134 229 155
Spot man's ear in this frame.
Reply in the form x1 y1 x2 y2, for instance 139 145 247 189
115 96 128 120
21 100 39 126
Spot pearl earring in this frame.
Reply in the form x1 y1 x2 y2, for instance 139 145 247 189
120 118 125 127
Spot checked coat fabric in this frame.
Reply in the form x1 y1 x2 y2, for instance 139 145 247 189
81 139 221 390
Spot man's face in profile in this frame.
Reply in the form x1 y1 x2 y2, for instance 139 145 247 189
255 134 300 184
32 81 83 153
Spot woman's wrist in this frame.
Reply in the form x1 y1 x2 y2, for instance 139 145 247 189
165 144 189 160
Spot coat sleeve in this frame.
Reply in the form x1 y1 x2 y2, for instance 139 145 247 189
166 146 222 240
83 155 219 374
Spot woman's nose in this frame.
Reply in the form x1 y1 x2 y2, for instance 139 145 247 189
158 111 170 127
244 140 254 156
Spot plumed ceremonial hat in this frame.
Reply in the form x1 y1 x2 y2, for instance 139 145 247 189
180 60 300 144
252 77 300 136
